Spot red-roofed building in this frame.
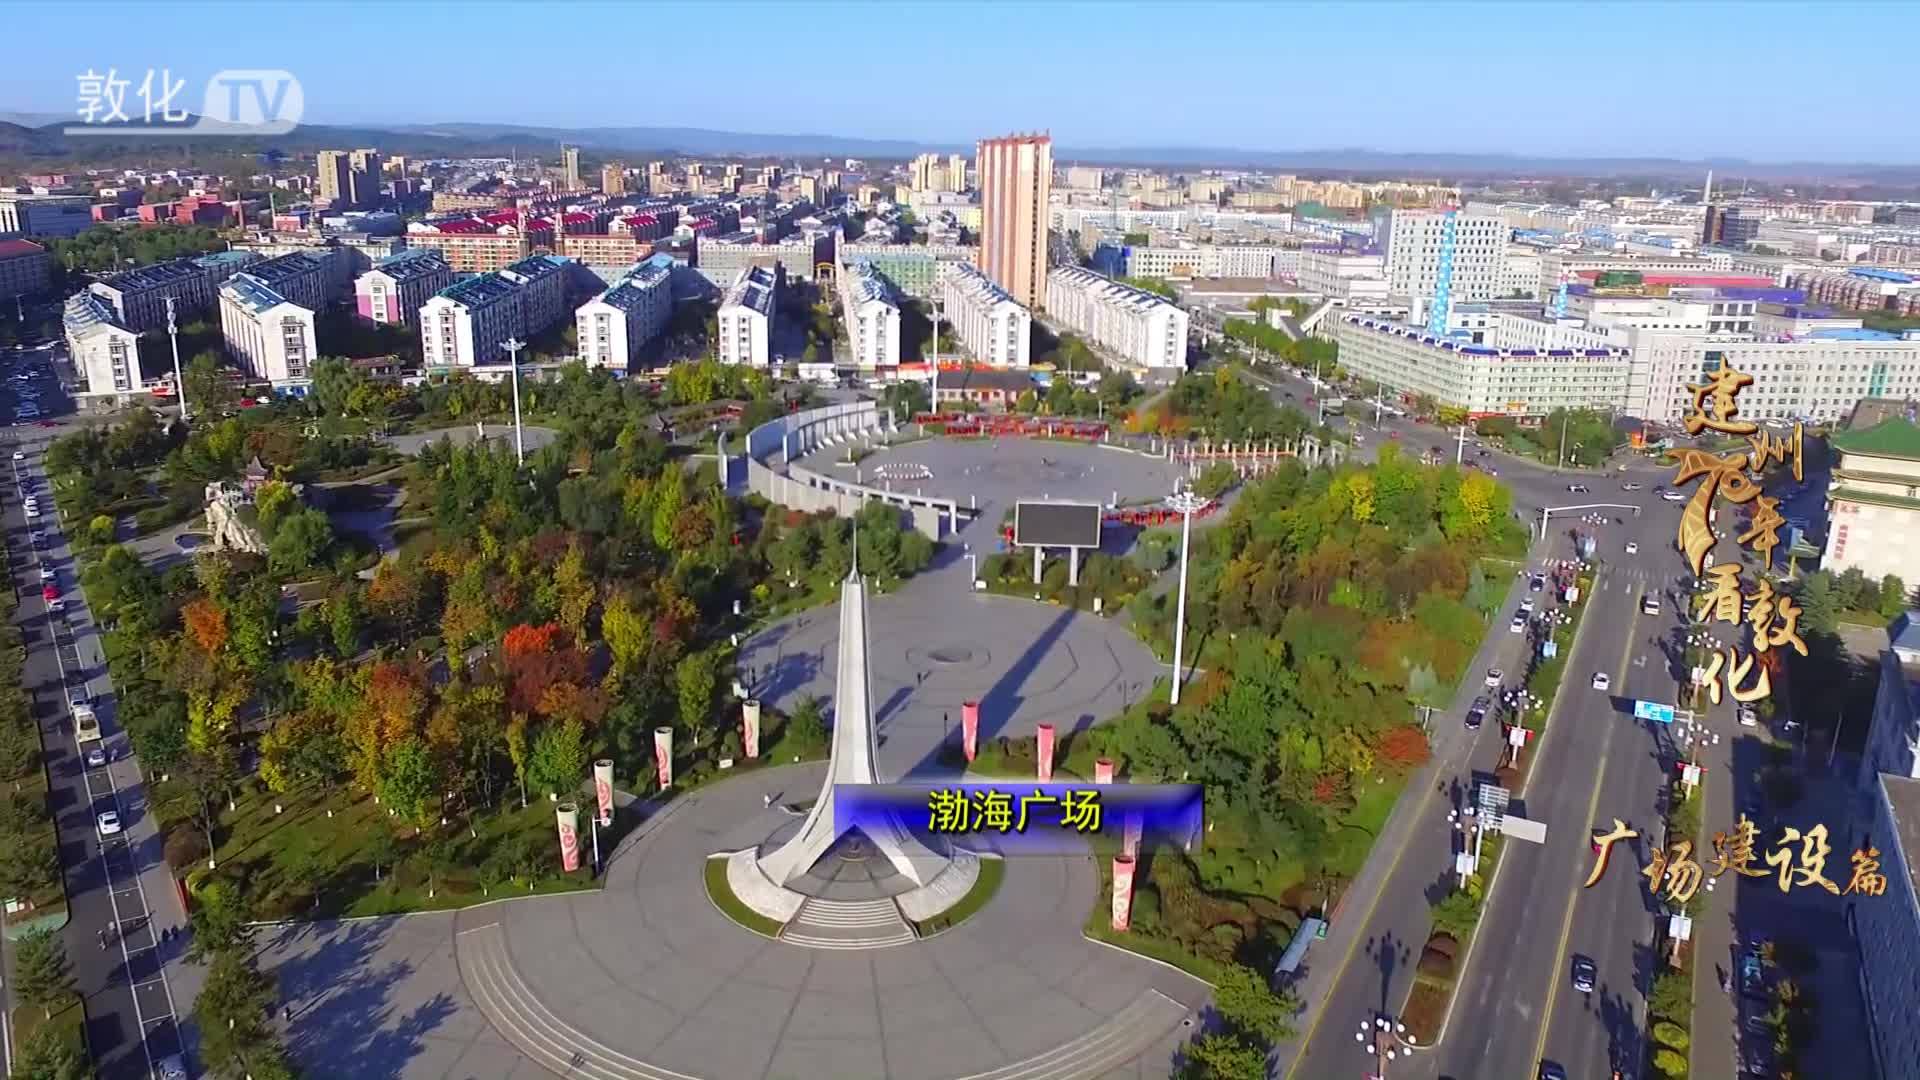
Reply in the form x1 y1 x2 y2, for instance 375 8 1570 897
0 238 52 299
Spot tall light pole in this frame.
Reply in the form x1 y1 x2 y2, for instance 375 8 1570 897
1455 422 1469 465
165 295 189 422
500 336 527 465
1557 413 1570 472
1166 486 1209 706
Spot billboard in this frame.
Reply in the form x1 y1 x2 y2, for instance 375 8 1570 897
1013 501 1103 549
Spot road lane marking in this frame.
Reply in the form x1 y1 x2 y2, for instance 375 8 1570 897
1529 583 1641 1074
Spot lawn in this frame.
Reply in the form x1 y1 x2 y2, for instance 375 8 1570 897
10 992 86 1065
704 856 781 937
912 854 1005 936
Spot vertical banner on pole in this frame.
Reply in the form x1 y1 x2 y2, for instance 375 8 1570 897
556 802 581 873
1111 854 1136 932
593 759 614 826
962 701 980 762
1036 723 1055 781
1094 758 1115 785
1122 811 1143 858
653 727 674 789
743 700 761 760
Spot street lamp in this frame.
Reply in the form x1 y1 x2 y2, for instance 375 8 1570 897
500 336 527 464
1165 485 1209 706
164 295 189 422
1355 1014 1415 1077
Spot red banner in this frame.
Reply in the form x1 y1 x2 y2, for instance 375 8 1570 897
593 759 614 825
1111 855 1136 932
962 701 979 762
1094 758 1114 785
654 727 673 789
1036 723 1055 781
556 804 580 873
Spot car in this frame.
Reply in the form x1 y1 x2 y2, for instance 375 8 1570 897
41 585 57 602
38 566 53 581
1486 466 1499 476
1643 595 1662 616
66 688 88 708
1568 483 1589 493
85 744 107 768
48 598 64 613
29 531 44 546
1744 1012 1771 1035
1520 597 1536 614
23 503 39 518
95 809 121 836
1539 1063 1568 1080
9 450 20 461
1466 696 1490 730
1592 672 1612 692
1510 614 1527 634
1662 489 1688 502
1739 706 1758 727
1622 482 1642 491
1571 956 1597 993
1741 952 1765 995
1529 575 1544 592
155 1055 189 1080
1485 668 1503 688
1625 541 1639 555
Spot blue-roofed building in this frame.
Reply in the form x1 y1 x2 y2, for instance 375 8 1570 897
575 261 673 371
243 252 330 313
355 249 451 327
500 255 568 339
420 273 524 368
88 257 214 333
193 249 265 287
64 291 141 399
218 272 318 384
836 258 900 370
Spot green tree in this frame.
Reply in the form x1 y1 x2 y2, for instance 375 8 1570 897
1179 1033 1267 1080
7 1024 88 1080
367 826 401 882
0 834 59 908
13 927 75 1019
526 718 588 797
651 462 687 551
1881 574 1909 620
1429 889 1481 939
675 650 719 746
785 695 827 753
268 507 335 576
186 877 256 963
0 718 37 780
1652 1047 1689 1077
1794 573 1839 638
184 351 239 415
1653 1020 1691 1050
328 587 362 656
195 951 291 1078
1211 962 1299 1043
1650 970 1692 1020
377 737 441 827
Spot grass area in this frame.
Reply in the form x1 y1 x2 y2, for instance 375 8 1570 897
704 856 782 937
1081 846 1228 985
157 777 610 920
913 854 1005 936
10 992 86 1063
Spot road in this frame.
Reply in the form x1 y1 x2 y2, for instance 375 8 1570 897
5 430 187 1080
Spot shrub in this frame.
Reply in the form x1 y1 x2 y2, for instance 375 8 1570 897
1653 1020 1690 1051
1130 886 1160 930
1652 1047 1689 1077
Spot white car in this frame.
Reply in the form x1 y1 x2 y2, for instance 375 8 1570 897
9 451 20 461
1738 706 1758 728
1625 541 1639 555
1592 672 1612 692
1661 490 1688 502
1485 668 1504 688
1520 598 1536 614
23 503 39 519
1510 614 1527 634
85 744 107 768
39 566 53 581
95 810 121 836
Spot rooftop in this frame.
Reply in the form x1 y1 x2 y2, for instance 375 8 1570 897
435 272 520 308
721 265 777 317
221 273 300 316
247 252 326 289
843 260 895 308
97 258 205 293
0 238 48 260
192 250 262 270
1808 328 1902 342
1832 417 1920 460
369 249 450 283
1878 773 1920 908
63 291 129 336
946 261 1021 309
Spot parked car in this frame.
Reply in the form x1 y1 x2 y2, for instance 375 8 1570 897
1625 541 1639 555
95 809 121 836
1592 672 1612 692
85 744 107 768
40 584 57 603
1484 668 1504 688
1510 614 1527 634
1662 489 1688 502
1739 706 1758 728
1466 696 1490 731
1568 483 1589 493
1571 956 1596 993
1622 482 1642 491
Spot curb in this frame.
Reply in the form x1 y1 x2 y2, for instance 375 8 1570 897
1422 566 1612 1047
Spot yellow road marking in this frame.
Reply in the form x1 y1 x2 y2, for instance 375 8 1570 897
1528 583 1640 1073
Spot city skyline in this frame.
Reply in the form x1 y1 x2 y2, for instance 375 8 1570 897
1 0 1913 165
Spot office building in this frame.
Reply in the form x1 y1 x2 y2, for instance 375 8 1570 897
1823 414 1920 583
347 148 381 206
88 258 215 333
0 193 92 238
420 274 525 369
0 239 51 299
942 262 1030 369
355 249 452 327
219 273 317 384
947 154 967 193
717 266 779 367
1297 248 1388 301
317 150 352 208
1044 266 1189 373
837 260 900 370
1382 209 1507 305
977 132 1053 309
1333 306 1630 418
575 261 673 371
602 163 627 195
64 292 140 397
241 252 330 314
563 146 582 191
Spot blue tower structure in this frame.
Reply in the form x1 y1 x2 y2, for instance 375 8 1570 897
1551 273 1569 319
1425 209 1458 336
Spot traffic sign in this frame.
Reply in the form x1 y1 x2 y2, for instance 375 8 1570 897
1633 700 1676 724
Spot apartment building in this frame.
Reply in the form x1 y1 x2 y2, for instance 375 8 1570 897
575 262 673 371
242 252 331 313
1044 266 1189 373
88 258 215 333
839 242 977 299
837 260 900 370
430 191 511 213
717 266 779 367
1382 209 1508 304
977 133 1052 309
64 292 140 398
0 239 51 299
1333 307 1630 418
1120 243 1293 281
697 230 834 285
1296 248 1388 303
941 261 1030 369
0 193 92 238
404 221 532 273
499 255 570 340
218 273 317 384
354 249 452 327
420 274 524 368
1851 768 1920 1080
193 250 265 288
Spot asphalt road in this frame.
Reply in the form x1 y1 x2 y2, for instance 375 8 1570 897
5 430 184 1080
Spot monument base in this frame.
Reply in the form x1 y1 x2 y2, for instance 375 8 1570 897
719 845 983 928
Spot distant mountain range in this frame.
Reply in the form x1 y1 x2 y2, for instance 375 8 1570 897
2 114 1917 185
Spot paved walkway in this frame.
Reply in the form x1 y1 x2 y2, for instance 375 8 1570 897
258 765 1212 1080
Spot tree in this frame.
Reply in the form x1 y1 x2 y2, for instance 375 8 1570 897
186 878 256 963
675 649 719 746
1179 1033 1267 1080
1881 574 1909 620
1650 969 1692 1020
1652 1048 1689 1077
8 1024 88 1080
13 927 74 1019
0 838 59 912
601 593 650 678
377 737 441 827
268 506 335 575
786 695 826 752
184 352 238 415
1211 962 1299 1044
367 826 401 882
526 718 588 797
195 951 289 1078
1429 889 1481 940
0 718 38 780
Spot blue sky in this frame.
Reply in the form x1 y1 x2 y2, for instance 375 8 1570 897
2 0 1907 163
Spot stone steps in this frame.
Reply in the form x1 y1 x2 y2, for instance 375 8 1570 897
779 895 917 950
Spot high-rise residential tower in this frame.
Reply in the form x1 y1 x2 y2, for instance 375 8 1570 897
563 146 582 190
976 132 1052 310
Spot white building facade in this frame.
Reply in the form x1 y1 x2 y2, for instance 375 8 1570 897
1044 266 1189 373
218 274 318 384
837 260 900 370
64 292 140 398
717 266 778 367
1383 210 1507 303
420 274 523 368
941 262 1031 368
575 262 673 370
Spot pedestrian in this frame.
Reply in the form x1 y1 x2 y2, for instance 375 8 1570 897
284 1005 293 1023
763 793 772 808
